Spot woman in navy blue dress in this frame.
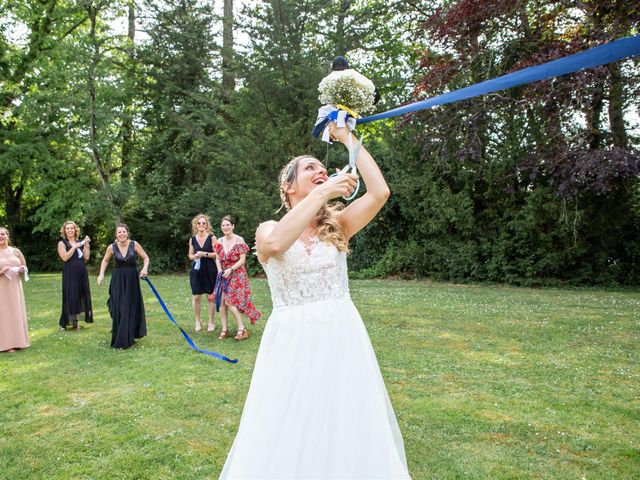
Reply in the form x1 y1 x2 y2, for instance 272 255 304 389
58 221 93 331
188 214 218 332
97 223 149 349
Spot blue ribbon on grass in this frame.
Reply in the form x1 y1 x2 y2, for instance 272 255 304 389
357 35 640 124
142 276 238 364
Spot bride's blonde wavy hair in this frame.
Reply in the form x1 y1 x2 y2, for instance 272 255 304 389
279 155 349 253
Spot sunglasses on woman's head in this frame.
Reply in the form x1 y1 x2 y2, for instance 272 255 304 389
197 221 207 225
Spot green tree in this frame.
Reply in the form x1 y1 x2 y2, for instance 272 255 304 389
130 0 222 270
377 0 640 284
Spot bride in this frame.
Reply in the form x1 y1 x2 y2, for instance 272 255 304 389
220 123 411 479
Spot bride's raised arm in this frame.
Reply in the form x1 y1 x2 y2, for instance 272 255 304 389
329 124 390 240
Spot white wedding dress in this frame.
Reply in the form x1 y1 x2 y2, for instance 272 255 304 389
220 237 411 479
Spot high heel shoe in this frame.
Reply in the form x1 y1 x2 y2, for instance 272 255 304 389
234 328 249 341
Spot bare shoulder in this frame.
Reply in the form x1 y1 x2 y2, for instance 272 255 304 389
255 220 278 264
256 220 278 238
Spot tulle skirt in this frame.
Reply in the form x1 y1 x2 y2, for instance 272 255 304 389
220 297 410 479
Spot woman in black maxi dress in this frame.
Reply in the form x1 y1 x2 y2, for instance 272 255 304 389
188 214 218 332
97 224 149 349
58 221 93 330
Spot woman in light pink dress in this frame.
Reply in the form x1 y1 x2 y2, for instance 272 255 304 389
0 227 30 353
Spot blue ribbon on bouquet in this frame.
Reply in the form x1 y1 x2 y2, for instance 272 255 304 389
214 272 229 312
356 35 640 124
142 276 238 364
312 106 357 141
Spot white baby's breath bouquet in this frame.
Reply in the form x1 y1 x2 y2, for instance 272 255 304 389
318 69 376 117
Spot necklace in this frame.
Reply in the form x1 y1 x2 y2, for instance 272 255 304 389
298 227 318 255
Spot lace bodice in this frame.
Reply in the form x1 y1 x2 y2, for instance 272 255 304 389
263 237 349 308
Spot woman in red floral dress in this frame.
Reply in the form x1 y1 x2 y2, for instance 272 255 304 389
214 215 262 340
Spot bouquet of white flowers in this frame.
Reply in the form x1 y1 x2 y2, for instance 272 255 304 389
317 69 376 117
312 60 376 142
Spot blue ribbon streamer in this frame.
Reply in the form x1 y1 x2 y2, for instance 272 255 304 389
357 35 640 124
214 272 229 312
142 276 238 364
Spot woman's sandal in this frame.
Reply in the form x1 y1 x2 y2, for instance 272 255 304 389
207 323 216 333
234 328 249 341
195 320 203 333
218 330 229 340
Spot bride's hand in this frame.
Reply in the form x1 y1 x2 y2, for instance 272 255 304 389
318 169 358 201
328 123 355 145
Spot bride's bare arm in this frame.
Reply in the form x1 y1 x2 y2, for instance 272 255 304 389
330 124 390 240
256 189 326 262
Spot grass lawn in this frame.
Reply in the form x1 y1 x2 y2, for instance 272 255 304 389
1 273 638 479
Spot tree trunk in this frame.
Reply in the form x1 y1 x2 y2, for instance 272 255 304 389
121 0 135 182
86 3 116 217
88 7 105 185
607 62 627 148
222 0 235 92
3 181 23 226
586 77 604 149
334 0 353 56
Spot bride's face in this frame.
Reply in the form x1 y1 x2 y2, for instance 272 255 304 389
288 158 328 204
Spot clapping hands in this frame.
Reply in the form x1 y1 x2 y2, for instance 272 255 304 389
78 236 91 247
